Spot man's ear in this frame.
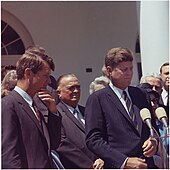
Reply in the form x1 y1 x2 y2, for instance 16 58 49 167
106 66 112 76
24 68 33 79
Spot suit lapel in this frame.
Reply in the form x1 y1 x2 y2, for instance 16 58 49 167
11 90 50 147
106 87 140 135
128 87 143 135
58 102 85 131
40 114 51 155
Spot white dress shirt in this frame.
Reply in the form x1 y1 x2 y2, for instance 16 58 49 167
161 88 168 106
64 103 85 124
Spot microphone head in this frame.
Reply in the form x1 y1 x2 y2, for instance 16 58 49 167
155 107 167 120
140 108 151 122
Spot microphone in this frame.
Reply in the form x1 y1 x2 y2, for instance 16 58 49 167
155 107 169 169
155 107 168 128
140 108 154 138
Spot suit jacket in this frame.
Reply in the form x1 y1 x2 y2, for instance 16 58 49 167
56 101 97 169
33 91 61 149
2 90 61 169
85 86 158 169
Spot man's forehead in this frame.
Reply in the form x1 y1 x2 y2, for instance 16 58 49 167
162 65 169 72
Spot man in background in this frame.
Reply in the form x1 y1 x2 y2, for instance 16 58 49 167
160 62 169 107
56 73 104 169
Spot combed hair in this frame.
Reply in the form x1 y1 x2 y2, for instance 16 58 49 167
56 73 77 89
160 62 169 73
105 47 133 68
16 52 55 80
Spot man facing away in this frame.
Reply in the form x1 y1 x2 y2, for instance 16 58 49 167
85 47 159 169
2 50 60 168
56 73 104 169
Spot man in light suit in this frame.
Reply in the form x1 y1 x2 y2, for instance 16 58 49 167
2 50 61 168
56 74 104 169
85 47 158 169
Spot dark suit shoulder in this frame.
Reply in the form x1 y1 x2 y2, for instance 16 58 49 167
88 86 111 98
2 90 21 105
129 86 149 105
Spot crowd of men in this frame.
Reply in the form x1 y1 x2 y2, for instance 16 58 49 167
1 45 169 169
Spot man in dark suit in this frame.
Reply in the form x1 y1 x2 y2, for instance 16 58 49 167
85 47 158 169
2 50 61 168
56 74 104 169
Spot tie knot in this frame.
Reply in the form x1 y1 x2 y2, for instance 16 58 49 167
73 108 78 114
123 91 128 100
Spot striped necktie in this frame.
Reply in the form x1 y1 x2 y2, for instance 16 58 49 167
123 91 137 127
73 109 85 127
32 101 41 122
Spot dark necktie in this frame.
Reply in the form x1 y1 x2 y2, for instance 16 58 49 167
123 91 137 128
32 101 41 122
73 109 85 127
32 100 51 153
32 101 47 135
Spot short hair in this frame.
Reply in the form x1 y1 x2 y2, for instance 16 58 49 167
56 73 77 89
25 45 46 54
89 76 109 94
160 62 169 73
140 73 163 85
16 52 55 80
1 70 17 97
105 47 133 68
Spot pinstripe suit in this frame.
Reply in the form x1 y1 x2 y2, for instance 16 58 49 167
2 90 60 168
57 102 97 169
85 85 158 168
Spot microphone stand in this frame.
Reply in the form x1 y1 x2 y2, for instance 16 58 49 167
152 127 165 169
162 126 169 169
153 126 169 169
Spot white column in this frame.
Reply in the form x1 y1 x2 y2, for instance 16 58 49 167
140 1 169 75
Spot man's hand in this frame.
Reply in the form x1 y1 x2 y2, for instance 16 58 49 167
93 158 104 169
125 157 147 169
142 137 157 157
38 89 57 113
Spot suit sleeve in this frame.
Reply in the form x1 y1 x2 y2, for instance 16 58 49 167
85 93 127 168
47 111 62 150
2 98 23 168
57 124 94 169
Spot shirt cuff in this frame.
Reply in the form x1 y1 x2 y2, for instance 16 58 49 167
120 157 128 169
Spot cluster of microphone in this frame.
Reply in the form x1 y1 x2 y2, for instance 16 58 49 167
140 107 169 169
140 107 169 136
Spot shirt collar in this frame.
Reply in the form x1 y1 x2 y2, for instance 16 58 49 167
109 81 129 99
62 102 79 113
162 87 168 96
14 86 33 107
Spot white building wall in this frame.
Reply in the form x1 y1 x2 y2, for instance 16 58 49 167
140 1 169 76
2 1 138 105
